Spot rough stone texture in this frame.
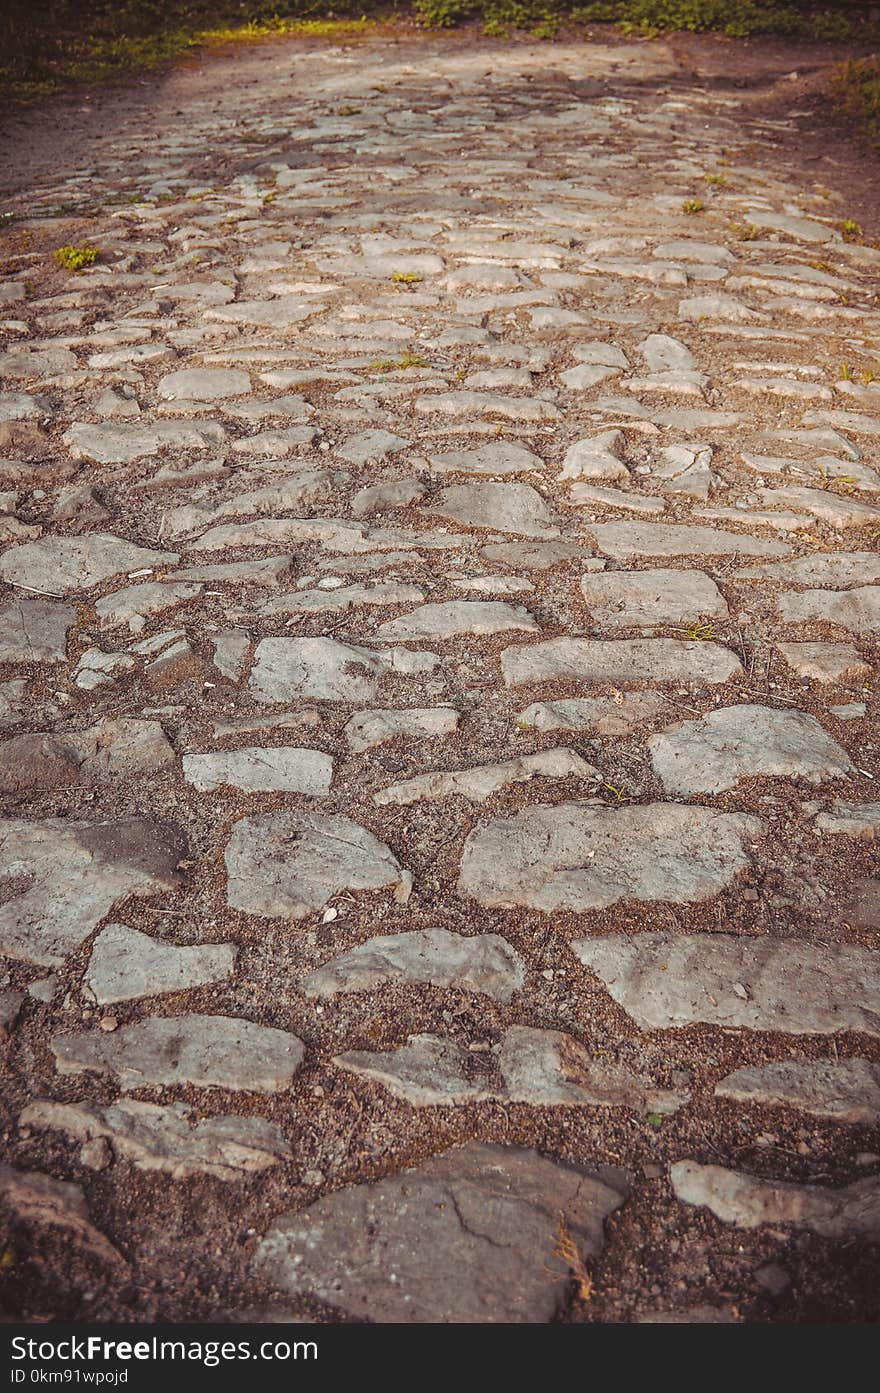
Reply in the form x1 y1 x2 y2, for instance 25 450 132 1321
776 586 880 634
715 1058 880 1123
649 704 854 795
302 927 524 1003
249 636 437 704
0 817 185 967
671 1161 880 1240
343 706 458 753
254 1141 630 1322
517 692 668 735
22 1099 290 1181
52 1014 305 1092
572 933 880 1036
459 803 761 911
183 747 332 795
225 811 412 918
587 522 788 560
0 534 178 592
0 719 174 792
0 598 75 663
777 642 871 684
815 800 880 835
501 637 741 688
429 441 544 476
580 568 727 629
375 748 599 806
84 923 235 1005
426 482 558 538
378 600 539 640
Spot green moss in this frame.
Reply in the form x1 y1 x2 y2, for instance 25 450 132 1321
52 244 100 271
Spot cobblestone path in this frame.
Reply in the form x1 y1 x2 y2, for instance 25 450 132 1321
1 33 879 1323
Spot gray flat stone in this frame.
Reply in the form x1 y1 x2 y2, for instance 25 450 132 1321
183 747 333 795
501 638 741 688
52 1014 305 1092
157 368 251 401
225 810 412 919
21 1099 290 1181
95 582 201 628
375 748 598 806
302 927 524 1003
572 932 880 1035
336 430 409 465
580 568 727 629
249 637 438 704
343 706 459 753
559 430 628 483
715 1058 880 1123
777 642 871 684
0 816 185 967
64 421 225 464
0 534 178 593
460 802 760 911
335 1034 491 1106
429 441 543 475
379 600 539 641
517 693 668 735
254 1141 630 1322
0 718 174 791
815 800 880 835
259 582 423 618
671 1161 880 1240
84 923 235 1005
481 540 590 570
425 482 558 538
0 598 74 662
777 586 880 633
739 553 880 586
586 523 788 560
649 704 854 795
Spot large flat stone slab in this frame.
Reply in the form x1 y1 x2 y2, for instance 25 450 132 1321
253 1141 630 1322
715 1058 880 1123
0 598 75 663
776 586 880 633
0 534 178 593
572 933 880 1035
249 637 438 704
84 923 235 1005
671 1161 880 1240
586 523 788 560
226 811 412 919
580 568 728 629
0 817 185 967
343 706 459 753
501 638 741 688
52 1014 305 1092
21 1099 290 1181
302 927 524 1003
378 600 539 641
459 802 760 911
425 482 558 538
183 747 332 795
649 704 854 796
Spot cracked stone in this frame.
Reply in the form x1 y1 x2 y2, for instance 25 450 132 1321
343 706 459 753
671 1161 880 1240
249 637 438 704
375 748 599 806
183 747 333 795
253 1141 630 1322
501 637 741 688
302 927 524 1003
225 810 412 919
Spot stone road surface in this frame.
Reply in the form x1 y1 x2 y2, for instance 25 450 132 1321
1 31 879 1323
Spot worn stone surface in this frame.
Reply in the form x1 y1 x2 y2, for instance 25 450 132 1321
226 811 412 919
649 704 854 795
671 1161 880 1240
580 568 727 629
84 923 235 1005
0 817 185 967
343 706 458 753
379 600 539 641
815 800 880 835
302 927 524 1003
517 692 668 734
460 803 760 911
502 638 741 688
52 1014 305 1092
249 637 437 704
0 1163 120 1265
572 933 880 1035
183 747 332 795
0 534 177 592
375 748 599 806
254 1141 630 1322
425 482 558 538
715 1059 880 1123
22 1099 290 1181
0 598 75 663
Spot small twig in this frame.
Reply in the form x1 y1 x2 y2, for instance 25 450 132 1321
9 581 64 597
